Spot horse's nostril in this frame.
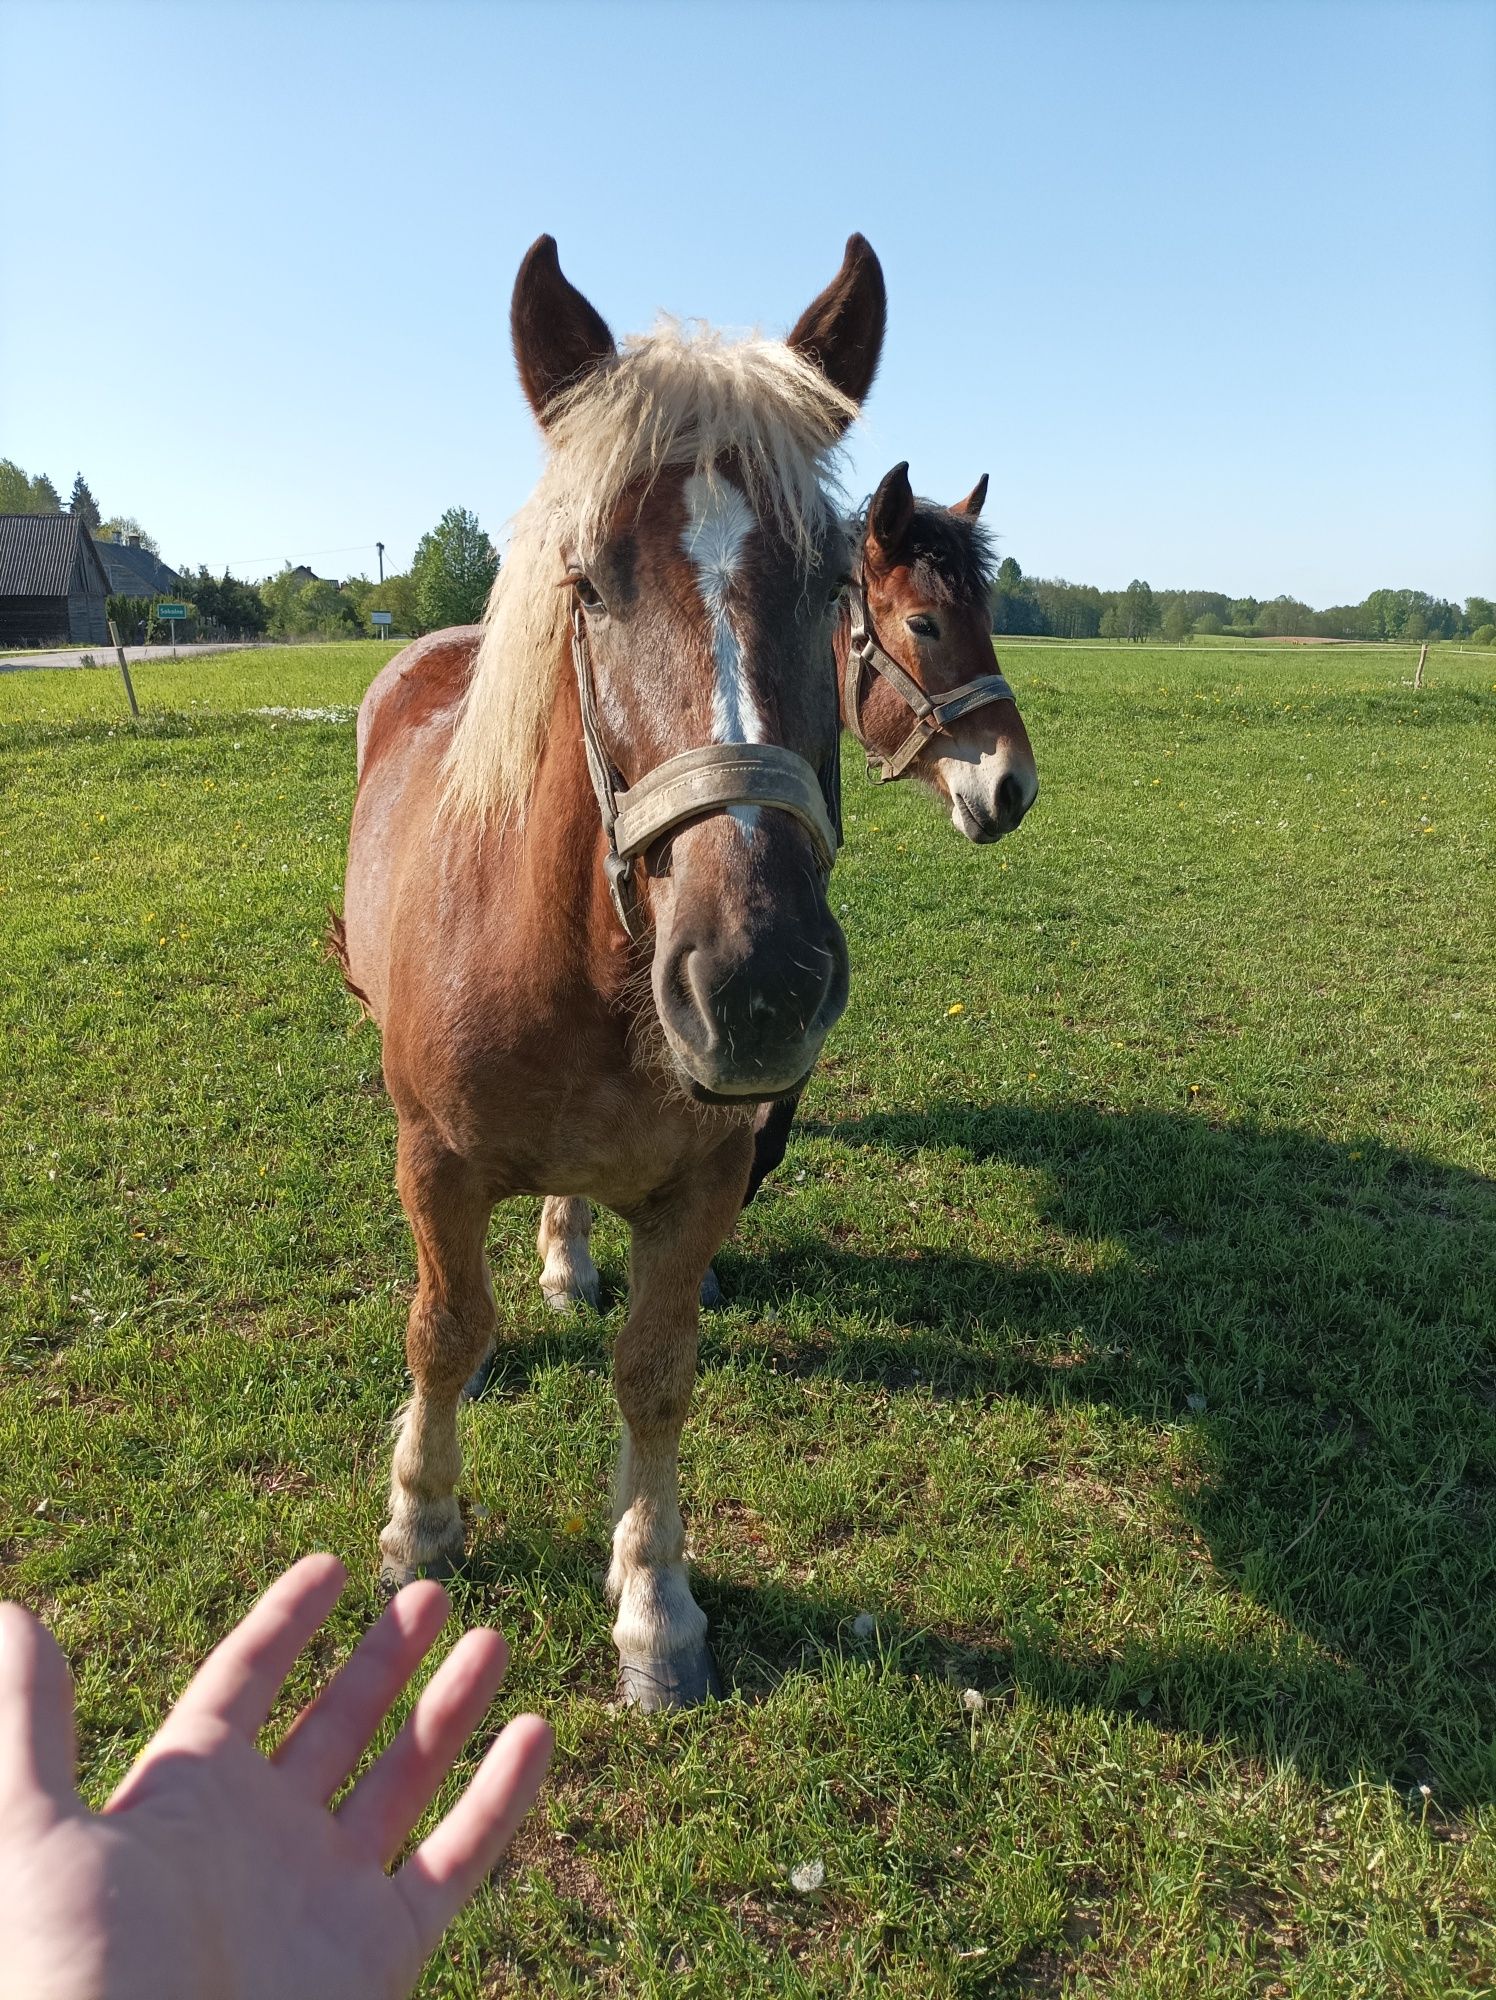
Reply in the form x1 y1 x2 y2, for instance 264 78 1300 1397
997 772 1026 827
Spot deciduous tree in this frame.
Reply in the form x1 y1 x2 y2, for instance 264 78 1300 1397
97 516 159 553
1161 598 1192 643
1118 579 1159 642
413 508 499 631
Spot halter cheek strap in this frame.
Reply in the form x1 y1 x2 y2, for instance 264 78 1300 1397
843 583 1016 783
571 600 842 940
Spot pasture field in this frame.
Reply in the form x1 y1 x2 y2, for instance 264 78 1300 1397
2 639 1493 1997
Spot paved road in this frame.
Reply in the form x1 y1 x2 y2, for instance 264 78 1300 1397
0 641 271 672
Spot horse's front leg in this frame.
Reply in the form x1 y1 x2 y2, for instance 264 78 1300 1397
745 1090 802 1207
380 1124 497 1589
610 1131 752 1710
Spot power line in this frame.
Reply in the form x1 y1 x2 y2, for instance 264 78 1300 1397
211 541 387 572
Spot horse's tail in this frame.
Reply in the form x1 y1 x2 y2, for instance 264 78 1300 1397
325 906 374 1019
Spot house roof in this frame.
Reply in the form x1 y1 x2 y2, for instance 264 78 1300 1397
0 514 110 598
94 537 180 596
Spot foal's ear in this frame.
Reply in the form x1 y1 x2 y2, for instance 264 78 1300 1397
950 473 988 520
786 233 886 419
866 461 916 568
511 235 617 426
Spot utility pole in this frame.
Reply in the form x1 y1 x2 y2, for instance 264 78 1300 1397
377 541 385 584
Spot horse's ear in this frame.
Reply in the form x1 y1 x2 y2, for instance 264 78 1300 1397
950 473 988 520
511 235 617 426
786 233 886 419
865 461 915 569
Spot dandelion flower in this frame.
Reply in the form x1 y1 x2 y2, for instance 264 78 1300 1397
946 1002 965 1018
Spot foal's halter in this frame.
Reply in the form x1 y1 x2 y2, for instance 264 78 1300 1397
842 582 1017 783
570 599 842 940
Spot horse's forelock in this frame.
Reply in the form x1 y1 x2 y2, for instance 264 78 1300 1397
856 496 996 609
445 323 854 822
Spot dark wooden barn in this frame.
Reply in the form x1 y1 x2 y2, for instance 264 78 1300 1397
0 514 111 646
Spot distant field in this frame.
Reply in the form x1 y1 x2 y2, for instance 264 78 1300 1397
2 639 1493 1996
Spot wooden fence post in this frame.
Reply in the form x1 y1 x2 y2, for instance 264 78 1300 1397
108 620 140 719
1413 641 1428 690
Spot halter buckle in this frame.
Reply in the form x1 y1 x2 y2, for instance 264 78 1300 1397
603 847 637 937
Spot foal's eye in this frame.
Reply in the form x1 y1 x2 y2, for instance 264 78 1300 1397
827 577 852 607
571 574 605 612
907 613 940 640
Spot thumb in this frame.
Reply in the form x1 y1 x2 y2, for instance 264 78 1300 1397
0 1601 79 1815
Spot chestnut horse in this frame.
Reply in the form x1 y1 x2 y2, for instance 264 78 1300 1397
339 234 886 1707
532 462 1039 1313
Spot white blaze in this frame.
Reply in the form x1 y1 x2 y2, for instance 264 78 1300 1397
681 471 762 746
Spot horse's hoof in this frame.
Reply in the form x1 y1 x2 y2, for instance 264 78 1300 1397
461 1346 497 1402
542 1275 601 1314
378 1549 462 1595
617 1643 723 1711
699 1265 722 1310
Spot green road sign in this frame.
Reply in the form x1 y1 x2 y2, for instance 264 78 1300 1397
157 602 187 620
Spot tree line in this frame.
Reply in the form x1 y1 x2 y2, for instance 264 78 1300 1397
990 559 1495 646
7 454 1491 648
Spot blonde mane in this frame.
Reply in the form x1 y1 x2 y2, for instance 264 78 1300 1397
444 320 856 821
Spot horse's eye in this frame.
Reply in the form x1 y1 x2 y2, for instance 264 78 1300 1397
571 574 605 612
907 613 940 640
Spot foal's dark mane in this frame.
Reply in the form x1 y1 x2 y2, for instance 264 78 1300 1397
851 493 996 607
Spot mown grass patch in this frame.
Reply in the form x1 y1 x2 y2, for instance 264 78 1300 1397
2 641 1493 1995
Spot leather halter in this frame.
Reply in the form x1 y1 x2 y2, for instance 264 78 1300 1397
570 598 842 940
842 581 1017 783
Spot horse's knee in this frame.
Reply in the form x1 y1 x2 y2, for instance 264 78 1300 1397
405 1293 494 1394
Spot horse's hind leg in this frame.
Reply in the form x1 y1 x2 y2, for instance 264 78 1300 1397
537 1194 724 1311
380 1125 497 1590
538 1196 601 1311
609 1132 751 1710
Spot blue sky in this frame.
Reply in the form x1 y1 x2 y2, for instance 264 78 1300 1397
3 0 1492 604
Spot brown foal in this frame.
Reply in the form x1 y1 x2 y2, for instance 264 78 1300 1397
339 233 886 1706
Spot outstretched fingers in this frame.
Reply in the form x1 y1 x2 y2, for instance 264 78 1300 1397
397 1712 553 1950
0 1601 79 1814
272 1580 452 1803
336 1627 513 1867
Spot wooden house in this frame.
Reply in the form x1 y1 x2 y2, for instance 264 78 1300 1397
0 514 111 646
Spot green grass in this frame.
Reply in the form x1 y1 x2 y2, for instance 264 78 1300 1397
2 639 1493 1996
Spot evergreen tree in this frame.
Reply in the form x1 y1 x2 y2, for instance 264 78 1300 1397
68 473 101 531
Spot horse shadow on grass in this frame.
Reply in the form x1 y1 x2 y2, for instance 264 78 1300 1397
473 1103 1496 1801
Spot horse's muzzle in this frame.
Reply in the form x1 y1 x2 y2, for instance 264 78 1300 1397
655 917 849 1101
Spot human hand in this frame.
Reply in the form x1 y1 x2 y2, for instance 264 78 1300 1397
0 1555 552 2000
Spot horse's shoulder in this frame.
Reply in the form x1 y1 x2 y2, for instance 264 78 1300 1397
357 626 482 779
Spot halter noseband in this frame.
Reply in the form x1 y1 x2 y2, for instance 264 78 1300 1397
570 599 842 940
843 581 1017 783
